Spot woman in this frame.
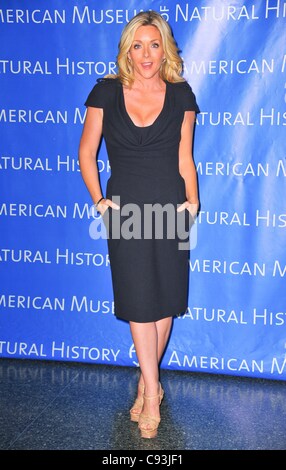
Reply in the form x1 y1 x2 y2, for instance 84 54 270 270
79 10 199 439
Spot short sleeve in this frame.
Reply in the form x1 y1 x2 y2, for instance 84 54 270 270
178 81 200 114
84 78 115 108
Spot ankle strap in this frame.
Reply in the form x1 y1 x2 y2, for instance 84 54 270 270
143 383 162 400
143 393 161 400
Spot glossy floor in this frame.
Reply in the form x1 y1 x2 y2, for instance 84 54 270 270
0 358 285 450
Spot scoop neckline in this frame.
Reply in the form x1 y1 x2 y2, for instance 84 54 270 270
120 81 168 129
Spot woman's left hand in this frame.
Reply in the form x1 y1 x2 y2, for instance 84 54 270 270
177 200 199 219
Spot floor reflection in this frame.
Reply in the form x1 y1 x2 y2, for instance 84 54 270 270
0 358 285 450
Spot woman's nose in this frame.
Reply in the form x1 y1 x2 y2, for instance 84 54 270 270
143 47 149 57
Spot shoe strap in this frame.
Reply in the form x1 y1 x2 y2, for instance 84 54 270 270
143 393 161 400
144 383 163 399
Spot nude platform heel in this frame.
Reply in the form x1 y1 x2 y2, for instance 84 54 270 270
138 384 164 439
130 384 145 422
130 383 164 423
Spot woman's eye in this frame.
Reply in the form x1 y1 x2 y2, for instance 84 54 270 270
152 43 160 48
133 44 141 49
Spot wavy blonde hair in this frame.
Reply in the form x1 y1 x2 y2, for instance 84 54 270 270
105 10 185 86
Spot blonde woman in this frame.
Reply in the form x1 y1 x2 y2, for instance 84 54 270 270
79 10 199 439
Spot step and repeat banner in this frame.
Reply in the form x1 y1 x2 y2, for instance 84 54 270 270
0 0 285 380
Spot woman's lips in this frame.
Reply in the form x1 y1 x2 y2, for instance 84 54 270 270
141 62 153 69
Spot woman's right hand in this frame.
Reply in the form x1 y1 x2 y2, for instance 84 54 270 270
97 198 120 216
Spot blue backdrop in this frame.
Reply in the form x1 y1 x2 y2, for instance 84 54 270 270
1 0 286 380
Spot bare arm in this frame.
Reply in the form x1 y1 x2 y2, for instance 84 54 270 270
78 107 103 204
78 107 117 213
178 110 200 216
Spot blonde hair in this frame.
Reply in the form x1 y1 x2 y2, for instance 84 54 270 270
105 10 185 86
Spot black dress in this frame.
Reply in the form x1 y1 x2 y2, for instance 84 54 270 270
85 78 199 323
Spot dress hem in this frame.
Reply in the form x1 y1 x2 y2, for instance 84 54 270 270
114 307 187 323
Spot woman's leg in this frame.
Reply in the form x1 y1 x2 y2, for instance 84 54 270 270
156 316 173 364
129 316 173 424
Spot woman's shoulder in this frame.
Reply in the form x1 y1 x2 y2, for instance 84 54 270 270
167 80 200 112
167 79 194 92
85 76 120 108
97 75 121 84
93 76 121 90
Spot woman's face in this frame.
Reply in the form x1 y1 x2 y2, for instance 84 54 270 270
128 25 165 81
